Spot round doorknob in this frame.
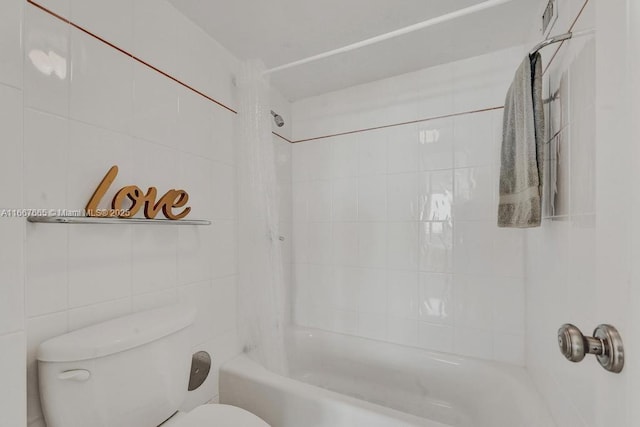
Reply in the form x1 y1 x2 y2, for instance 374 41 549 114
558 323 588 362
557 323 624 373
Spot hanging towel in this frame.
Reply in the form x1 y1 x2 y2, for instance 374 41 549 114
498 52 545 228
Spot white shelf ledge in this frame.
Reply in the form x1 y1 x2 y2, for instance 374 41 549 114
27 216 211 225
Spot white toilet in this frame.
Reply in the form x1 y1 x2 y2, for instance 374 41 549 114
37 304 269 427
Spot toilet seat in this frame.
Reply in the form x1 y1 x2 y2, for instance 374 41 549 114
168 404 270 427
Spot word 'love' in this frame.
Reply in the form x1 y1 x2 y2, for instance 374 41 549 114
85 165 191 220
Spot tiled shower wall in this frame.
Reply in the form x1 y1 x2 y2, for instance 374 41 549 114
0 0 269 425
291 46 527 364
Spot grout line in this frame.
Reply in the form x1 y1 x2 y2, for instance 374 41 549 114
26 0 238 115
292 106 505 143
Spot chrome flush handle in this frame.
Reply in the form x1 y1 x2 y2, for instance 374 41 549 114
557 323 624 373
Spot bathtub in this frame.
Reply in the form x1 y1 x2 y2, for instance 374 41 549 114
220 327 554 427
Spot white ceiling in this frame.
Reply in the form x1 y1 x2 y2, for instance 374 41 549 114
169 0 542 100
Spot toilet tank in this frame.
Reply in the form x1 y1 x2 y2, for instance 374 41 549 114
37 304 197 427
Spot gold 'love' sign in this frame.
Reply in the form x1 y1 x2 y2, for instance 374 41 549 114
85 165 191 220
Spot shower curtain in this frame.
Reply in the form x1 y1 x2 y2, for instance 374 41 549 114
235 60 288 375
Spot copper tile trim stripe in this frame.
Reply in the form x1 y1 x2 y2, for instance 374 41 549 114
272 132 293 143
292 106 505 143
27 0 238 114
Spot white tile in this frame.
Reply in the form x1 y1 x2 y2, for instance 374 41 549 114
453 111 495 168
453 275 493 330
387 124 420 173
386 222 419 271
418 322 453 353
358 223 387 268
178 224 214 285
307 180 332 222
27 312 67 424
67 224 132 307
493 333 524 366
211 162 236 220
357 268 387 314
331 309 358 335
173 12 217 98
358 129 387 175
292 221 308 264
305 265 334 308
70 0 133 51
210 220 236 279
0 85 22 207
454 327 493 360
0 0 22 88
304 141 333 181
213 110 235 166
24 4 69 115
419 273 453 325
132 289 178 312
132 62 178 147
387 270 419 319
420 170 453 222
26 225 68 317
210 276 237 337
331 178 357 221
0 218 24 335
492 277 525 335
357 175 386 221
452 47 520 112
308 223 333 264
570 107 595 215
30 0 70 16
132 225 178 295
0 332 26 427
67 297 131 331
177 87 215 159
132 0 177 74
307 222 332 265
453 221 494 275
69 29 133 134
332 222 359 267
418 62 454 118
23 109 68 209
292 181 309 223
387 316 418 346
419 221 453 273
386 172 420 221
332 267 360 311
331 135 358 178
418 118 454 171
454 166 495 221
358 312 387 341
178 280 215 346
492 228 525 277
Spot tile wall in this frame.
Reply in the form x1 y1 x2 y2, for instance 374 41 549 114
0 0 274 425
290 46 527 364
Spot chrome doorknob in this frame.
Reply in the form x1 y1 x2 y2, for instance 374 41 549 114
557 324 624 373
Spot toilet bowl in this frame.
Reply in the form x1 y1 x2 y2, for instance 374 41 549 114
163 405 269 427
37 304 270 427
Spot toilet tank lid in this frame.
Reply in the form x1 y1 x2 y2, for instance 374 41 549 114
37 304 197 362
